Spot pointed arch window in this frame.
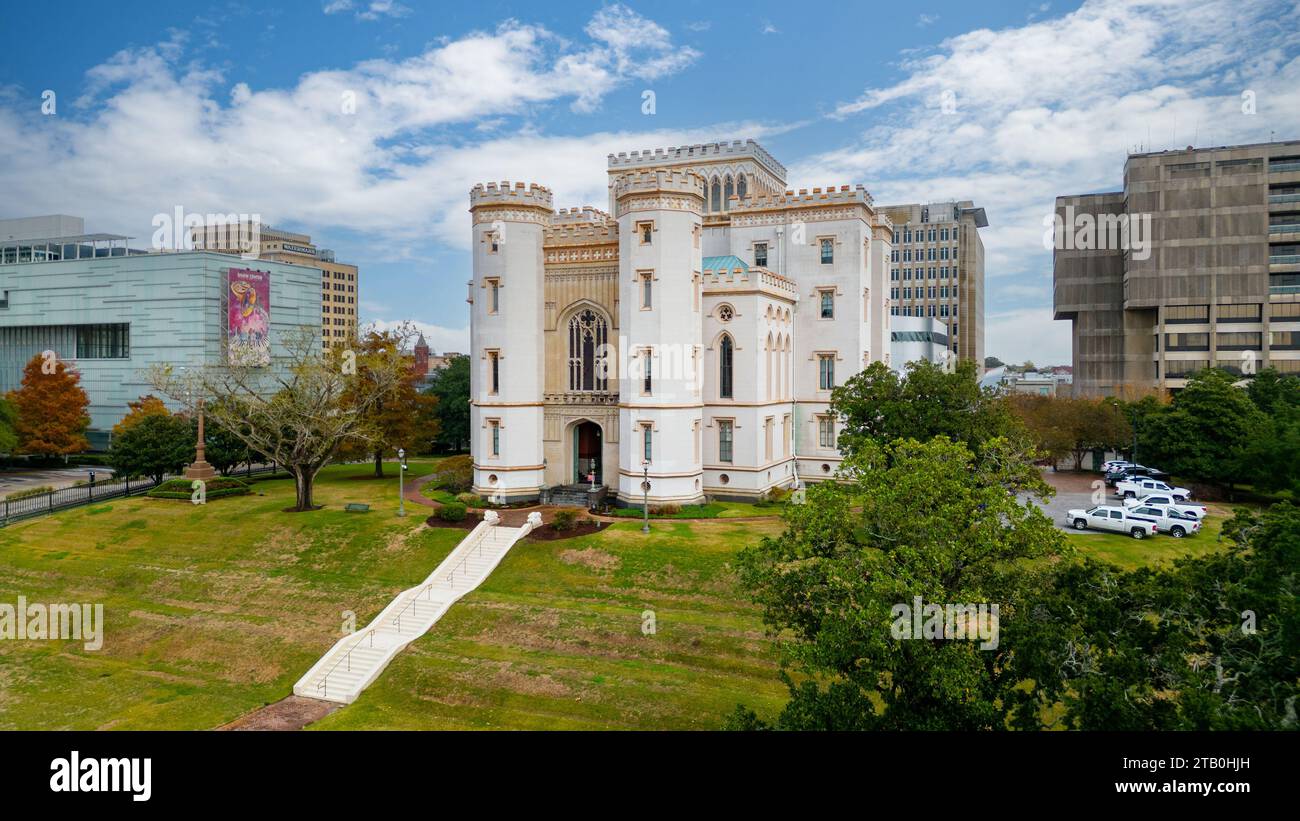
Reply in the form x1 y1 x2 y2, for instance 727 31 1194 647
710 177 722 212
719 334 734 399
737 174 747 201
723 175 734 210
567 308 609 392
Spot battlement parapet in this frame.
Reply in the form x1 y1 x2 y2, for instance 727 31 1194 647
607 139 787 179
731 184 876 212
469 181 555 211
612 169 705 200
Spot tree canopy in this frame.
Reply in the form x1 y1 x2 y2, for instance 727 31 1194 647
425 354 470 452
6 353 91 456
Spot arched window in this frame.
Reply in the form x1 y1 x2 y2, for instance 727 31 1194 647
737 174 747 201
567 308 608 392
723 175 734 210
710 177 722 212
719 334 734 399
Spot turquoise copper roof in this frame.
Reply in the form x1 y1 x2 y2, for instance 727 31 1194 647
701 254 749 273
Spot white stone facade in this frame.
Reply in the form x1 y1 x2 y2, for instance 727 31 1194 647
468 140 894 505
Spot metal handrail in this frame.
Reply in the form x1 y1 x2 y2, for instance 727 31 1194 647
314 628 376 699
392 583 436 633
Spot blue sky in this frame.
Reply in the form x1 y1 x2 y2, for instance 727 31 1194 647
2 0 1298 362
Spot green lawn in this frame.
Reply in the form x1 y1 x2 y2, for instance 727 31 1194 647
0 457 1242 731
313 518 789 730
1062 509 1235 570
0 460 461 730
606 501 783 519
0 461 788 730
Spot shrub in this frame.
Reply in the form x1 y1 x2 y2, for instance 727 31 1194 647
429 454 473 494
438 502 467 522
455 492 479 505
552 509 578 531
146 476 251 500
655 503 681 515
4 485 54 501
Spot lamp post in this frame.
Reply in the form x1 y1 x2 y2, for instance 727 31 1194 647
1112 400 1139 463
640 460 651 534
397 448 407 517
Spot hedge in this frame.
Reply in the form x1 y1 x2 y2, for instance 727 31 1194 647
146 477 251 500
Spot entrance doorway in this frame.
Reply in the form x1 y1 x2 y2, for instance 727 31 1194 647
573 421 602 485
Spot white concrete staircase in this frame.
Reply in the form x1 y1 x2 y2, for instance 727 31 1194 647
294 512 540 704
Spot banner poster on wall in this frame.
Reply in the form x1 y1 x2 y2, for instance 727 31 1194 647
226 267 271 366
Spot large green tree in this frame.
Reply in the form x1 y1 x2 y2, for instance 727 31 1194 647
338 329 440 476
1138 368 1266 492
1014 504 1300 729
831 359 1031 474
425 354 470 452
0 397 17 455
108 411 195 484
731 436 1065 730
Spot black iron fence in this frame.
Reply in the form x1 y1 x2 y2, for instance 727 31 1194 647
0 463 286 527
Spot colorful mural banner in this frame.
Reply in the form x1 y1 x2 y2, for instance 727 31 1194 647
226 267 271 366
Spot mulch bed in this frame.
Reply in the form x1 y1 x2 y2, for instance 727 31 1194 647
423 512 484 530
525 520 606 542
219 695 340 731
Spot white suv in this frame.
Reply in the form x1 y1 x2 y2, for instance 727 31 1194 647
1129 504 1202 538
1115 477 1192 502
1067 505 1159 539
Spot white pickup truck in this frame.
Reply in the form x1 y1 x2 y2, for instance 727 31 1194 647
1127 503 1202 538
1122 492 1208 519
1115 477 1192 502
1066 505 1160 539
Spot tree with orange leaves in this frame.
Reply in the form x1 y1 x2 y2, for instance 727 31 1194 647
112 394 170 437
6 352 91 456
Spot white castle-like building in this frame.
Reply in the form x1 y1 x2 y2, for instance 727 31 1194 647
468 140 895 506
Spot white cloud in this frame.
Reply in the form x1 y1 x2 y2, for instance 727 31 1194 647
324 0 410 20
364 318 469 354
984 308 1071 365
795 0 1300 363
0 6 706 255
917 13 940 27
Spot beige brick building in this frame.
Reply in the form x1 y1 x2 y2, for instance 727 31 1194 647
1054 140 1300 396
193 223 359 349
879 201 987 367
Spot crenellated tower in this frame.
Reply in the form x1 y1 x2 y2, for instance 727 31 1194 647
613 169 706 505
468 181 552 501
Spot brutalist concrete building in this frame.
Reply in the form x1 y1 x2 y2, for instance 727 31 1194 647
1053 140 1300 396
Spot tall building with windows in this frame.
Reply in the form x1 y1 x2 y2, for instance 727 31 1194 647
1053 139 1300 396
0 217 321 448
468 140 894 505
193 222 359 349
879 201 987 368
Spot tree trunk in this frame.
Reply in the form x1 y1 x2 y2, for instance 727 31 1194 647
293 467 314 511
373 450 385 478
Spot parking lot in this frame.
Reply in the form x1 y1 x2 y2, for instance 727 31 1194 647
1027 469 1109 531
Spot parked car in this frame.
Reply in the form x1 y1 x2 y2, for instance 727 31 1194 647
1066 505 1159 539
1105 465 1170 485
1115 477 1192 501
1128 503 1202 537
1101 460 1136 473
1122 493 1208 519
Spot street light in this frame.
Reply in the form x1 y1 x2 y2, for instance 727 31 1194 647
640 460 651 534
397 448 407 517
